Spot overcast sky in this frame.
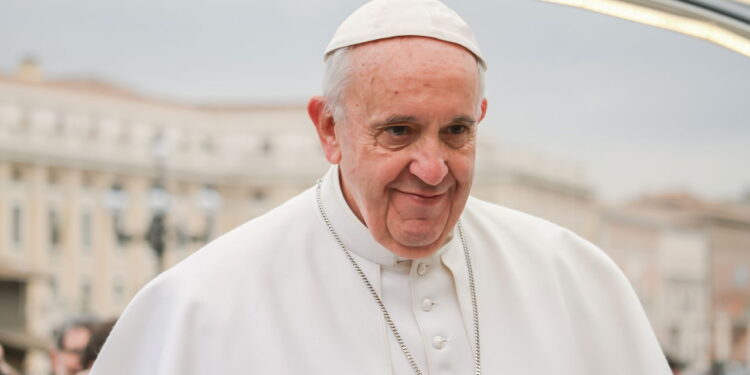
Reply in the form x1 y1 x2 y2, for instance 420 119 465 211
2 0 749 202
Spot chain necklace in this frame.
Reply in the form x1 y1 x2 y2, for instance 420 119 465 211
316 180 481 375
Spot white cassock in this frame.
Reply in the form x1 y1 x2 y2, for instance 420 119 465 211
92 166 670 375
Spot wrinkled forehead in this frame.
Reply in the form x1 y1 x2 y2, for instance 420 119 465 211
340 37 482 121
348 36 480 78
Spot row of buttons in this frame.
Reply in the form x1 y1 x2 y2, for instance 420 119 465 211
417 261 447 350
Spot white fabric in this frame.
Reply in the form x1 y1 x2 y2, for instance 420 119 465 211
323 166 474 374
324 0 486 69
91 166 671 375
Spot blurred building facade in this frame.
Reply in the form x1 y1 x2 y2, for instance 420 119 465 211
0 61 597 374
598 193 750 374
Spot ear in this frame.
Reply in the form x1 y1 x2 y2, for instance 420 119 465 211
308 96 341 164
478 98 488 123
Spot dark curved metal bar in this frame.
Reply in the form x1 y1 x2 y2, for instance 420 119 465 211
676 0 750 25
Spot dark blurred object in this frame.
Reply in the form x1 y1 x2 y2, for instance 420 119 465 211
146 212 167 262
80 319 117 371
710 361 726 375
665 352 686 374
0 343 20 375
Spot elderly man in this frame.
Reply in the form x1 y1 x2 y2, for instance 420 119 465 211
92 1 670 374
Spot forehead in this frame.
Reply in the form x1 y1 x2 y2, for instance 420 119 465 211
349 36 478 80
63 326 90 348
344 37 480 121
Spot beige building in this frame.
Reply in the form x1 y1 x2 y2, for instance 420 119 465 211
0 60 595 374
599 193 750 373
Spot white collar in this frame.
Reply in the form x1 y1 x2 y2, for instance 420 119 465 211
319 165 457 267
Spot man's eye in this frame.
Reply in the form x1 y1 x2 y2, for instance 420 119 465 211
446 124 468 135
385 126 410 136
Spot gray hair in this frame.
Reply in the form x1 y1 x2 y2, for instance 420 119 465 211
322 47 486 124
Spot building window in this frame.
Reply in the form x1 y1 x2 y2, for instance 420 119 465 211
18 109 29 132
87 120 99 139
82 211 92 251
80 281 91 313
201 136 214 153
113 212 130 249
0 104 19 131
54 115 65 136
204 214 215 243
252 189 266 202
49 278 59 299
669 326 681 348
11 165 22 182
178 136 190 152
119 125 131 144
49 209 60 250
261 137 272 155
47 168 60 185
81 172 94 188
734 265 749 287
176 223 188 249
113 279 125 304
152 131 168 158
12 205 22 248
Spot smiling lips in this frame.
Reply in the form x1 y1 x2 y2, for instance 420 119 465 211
395 189 447 205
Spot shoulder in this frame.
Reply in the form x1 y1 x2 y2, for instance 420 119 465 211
462 197 648 325
462 196 620 278
93 187 326 373
134 186 319 304
463 196 594 250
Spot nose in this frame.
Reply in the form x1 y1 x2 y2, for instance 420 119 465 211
408 138 449 186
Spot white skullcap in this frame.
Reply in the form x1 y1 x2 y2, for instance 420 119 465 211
324 0 486 69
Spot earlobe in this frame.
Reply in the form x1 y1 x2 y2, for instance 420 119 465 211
307 96 342 164
478 98 488 123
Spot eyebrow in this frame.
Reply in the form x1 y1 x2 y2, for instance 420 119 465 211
451 115 476 125
374 115 476 127
375 115 418 126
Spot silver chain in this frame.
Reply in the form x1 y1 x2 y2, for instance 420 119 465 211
316 180 481 375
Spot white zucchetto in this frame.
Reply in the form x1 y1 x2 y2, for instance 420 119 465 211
324 0 486 68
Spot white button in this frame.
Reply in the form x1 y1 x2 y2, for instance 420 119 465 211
432 336 448 349
417 262 429 276
422 298 435 312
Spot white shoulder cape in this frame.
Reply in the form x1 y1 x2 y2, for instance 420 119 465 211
92 182 670 374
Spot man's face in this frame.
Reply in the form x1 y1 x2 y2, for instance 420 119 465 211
333 37 486 259
55 327 90 375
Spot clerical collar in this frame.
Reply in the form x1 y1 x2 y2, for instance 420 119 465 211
319 165 455 267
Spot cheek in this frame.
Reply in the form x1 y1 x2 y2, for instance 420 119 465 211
358 155 411 219
447 149 475 180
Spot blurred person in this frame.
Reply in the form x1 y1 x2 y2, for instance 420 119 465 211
51 318 96 375
80 319 117 370
92 0 670 374
75 319 117 375
0 343 20 375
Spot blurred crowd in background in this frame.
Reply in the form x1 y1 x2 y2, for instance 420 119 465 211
0 317 115 375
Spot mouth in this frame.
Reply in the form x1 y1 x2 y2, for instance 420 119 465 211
394 189 447 204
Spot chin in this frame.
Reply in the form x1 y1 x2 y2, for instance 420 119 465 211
386 229 450 259
398 228 442 247
390 242 443 260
